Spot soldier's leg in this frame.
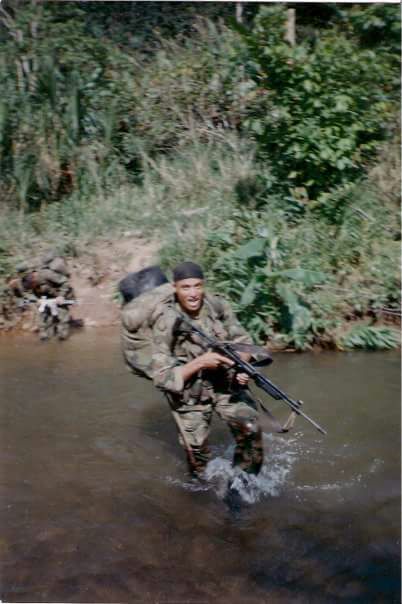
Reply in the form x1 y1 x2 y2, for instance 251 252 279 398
167 398 213 478
56 307 70 340
38 309 53 340
215 392 264 475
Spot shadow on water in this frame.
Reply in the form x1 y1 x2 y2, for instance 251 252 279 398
0 330 400 603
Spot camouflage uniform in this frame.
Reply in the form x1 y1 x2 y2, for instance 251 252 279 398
24 257 75 340
121 282 174 379
151 294 264 478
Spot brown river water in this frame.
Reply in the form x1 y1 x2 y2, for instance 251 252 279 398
0 329 400 603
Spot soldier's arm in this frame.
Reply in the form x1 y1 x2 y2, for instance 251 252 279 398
180 353 234 382
151 310 185 393
59 282 75 300
211 297 253 379
122 304 141 332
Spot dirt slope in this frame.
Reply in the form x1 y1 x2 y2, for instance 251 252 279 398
69 236 159 327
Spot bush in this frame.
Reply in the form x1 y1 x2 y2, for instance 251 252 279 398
235 4 400 205
339 325 400 351
170 174 400 350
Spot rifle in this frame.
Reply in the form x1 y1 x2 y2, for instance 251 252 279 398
176 314 327 436
38 297 76 316
16 295 37 309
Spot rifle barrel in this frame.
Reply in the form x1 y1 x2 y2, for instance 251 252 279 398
251 372 327 434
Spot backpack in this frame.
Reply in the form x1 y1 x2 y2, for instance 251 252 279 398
119 265 168 304
120 267 173 379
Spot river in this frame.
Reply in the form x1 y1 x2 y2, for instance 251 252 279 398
0 329 400 603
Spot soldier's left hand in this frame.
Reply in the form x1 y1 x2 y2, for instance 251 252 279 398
55 296 65 305
236 372 249 385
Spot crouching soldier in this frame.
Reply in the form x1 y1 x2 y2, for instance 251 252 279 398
21 254 76 340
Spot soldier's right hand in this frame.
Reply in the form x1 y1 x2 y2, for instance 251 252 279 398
198 351 234 370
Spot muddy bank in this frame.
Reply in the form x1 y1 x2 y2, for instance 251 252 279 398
1 237 159 333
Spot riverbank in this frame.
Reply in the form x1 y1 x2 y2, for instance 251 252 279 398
0 235 159 333
0 132 400 351
1 233 399 354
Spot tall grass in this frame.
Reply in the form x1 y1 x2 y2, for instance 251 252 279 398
158 148 400 348
0 134 256 270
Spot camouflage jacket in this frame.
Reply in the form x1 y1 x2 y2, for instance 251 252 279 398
121 283 174 379
10 266 74 303
151 293 253 398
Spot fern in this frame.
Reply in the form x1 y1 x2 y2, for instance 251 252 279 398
340 325 400 350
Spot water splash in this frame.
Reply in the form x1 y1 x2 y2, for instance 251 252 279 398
164 433 299 503
369 458 384 474
165 476 210 493
204 433 298 504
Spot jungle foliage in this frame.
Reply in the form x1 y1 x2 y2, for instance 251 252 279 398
235 4 400 204
0 2 400 349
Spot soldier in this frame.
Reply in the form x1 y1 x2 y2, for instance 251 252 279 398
21 254 75 340
151 261 264 480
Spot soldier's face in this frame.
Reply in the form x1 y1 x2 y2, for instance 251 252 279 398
174 278 204 316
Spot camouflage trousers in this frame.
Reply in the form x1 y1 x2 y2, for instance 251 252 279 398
38 307 70 340
167 389 264 478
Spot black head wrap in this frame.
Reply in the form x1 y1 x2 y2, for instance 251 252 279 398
173 261 204 282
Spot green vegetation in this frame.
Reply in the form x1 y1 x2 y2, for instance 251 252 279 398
0 2 400 349
236 5 400 202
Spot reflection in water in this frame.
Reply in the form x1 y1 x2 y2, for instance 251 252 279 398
0 330 400 603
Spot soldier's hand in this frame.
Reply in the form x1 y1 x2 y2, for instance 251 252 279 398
198 351 234 370
55 296 65 305
236 372 250 385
